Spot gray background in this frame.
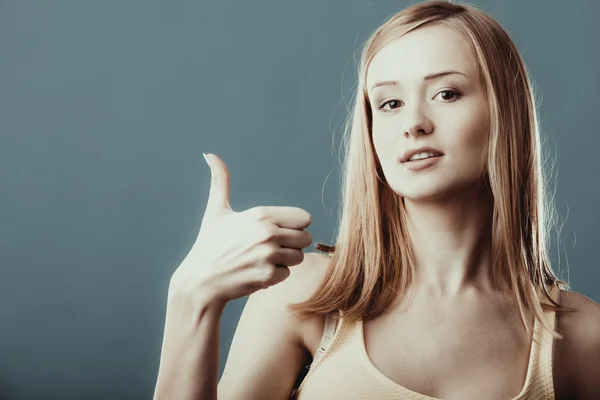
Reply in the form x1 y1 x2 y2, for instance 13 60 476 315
0 0 597 399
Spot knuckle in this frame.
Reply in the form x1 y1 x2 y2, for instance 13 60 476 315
250 206 269 222
257 224 277 243
261 242 279 260
246 206 262 220
256 265 275 284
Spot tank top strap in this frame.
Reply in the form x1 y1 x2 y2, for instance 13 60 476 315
289 310 342 399
516 282 560 399
311 310 340 366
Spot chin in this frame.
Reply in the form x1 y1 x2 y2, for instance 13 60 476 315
398 188 452 203
391 178 482 203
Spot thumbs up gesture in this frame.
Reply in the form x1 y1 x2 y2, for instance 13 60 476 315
169 153 313 309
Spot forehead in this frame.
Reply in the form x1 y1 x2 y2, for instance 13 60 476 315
366 24 478 89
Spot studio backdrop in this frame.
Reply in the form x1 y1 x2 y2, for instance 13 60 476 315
0 1 598 399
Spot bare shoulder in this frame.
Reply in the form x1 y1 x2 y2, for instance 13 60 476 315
274 251 334 355
236 250 332 351
263 251 331 311
289 252 335 355
554 289 600 399
286 251 333 302
558 289 600 341
217 251 332 400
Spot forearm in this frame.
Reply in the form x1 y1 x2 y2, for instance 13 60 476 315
154 290 226 400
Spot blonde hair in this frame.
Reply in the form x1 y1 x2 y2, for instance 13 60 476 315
288 0 574 340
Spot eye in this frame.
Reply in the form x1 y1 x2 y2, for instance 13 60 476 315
376 99 403 112
376 89 462 113
434 89 462 101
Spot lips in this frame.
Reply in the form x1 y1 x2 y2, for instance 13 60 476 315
400 146 444 163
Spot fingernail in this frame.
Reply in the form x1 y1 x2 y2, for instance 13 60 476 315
203 153 211 169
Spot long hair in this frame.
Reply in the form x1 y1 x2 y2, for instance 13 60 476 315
287 0 574 340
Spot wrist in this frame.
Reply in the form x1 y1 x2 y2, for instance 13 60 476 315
167 278 227 321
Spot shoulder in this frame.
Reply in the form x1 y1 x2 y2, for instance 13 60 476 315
557 290 600 346
286 251 332 300
246 250 332 320
217 252 332 399
260 251 331 309
257 250 334 357
249 250 332 344
250 251 331 301
284 251 333 354
555 289 600 399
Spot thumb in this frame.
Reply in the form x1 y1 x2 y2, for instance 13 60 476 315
203 153 232 218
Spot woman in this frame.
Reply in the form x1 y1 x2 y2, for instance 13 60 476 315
154 1 600 399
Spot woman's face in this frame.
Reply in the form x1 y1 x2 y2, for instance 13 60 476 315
367 24 490 202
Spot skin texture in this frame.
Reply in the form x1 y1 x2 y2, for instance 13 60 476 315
368 26 490 204
298 255 600 399
367 23 496 297
213 22 600 400
324 23 599 398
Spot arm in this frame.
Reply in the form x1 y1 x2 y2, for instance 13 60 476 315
153 252 328 400
218 252 328 399
153 284 226 400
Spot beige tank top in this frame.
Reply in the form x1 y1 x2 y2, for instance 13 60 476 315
292 284 560 399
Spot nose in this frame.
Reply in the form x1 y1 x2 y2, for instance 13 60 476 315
402 103 433 138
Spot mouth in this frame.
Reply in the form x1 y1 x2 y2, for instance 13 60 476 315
402 153 443 163
400 147 444 163
400 152 443 172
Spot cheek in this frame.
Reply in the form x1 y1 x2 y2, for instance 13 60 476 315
452 110 490 169
372 130 395 164
452 99 489 144
461 124 488 152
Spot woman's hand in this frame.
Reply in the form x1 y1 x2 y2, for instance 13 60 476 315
169 153 313 311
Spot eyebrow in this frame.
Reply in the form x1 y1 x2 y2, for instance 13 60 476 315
369 70 467 92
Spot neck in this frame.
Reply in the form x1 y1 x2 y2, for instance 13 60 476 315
403 181 497 298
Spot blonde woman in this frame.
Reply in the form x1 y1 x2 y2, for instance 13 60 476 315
154 1 600 399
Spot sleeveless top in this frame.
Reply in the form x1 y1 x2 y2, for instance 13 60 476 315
291 284 560 399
